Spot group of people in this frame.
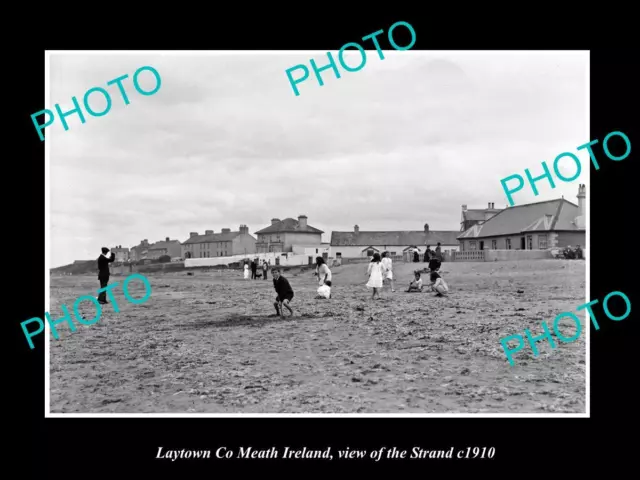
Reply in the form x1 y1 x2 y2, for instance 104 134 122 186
562 245 584 259
366 251 448 300
243 258 270 280
411 243 444 263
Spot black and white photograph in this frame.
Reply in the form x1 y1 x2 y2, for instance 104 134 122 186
45 50 589 415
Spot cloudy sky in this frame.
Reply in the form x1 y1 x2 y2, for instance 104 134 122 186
48 51 588 267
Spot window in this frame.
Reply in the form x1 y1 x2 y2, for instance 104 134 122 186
491 240 497 249
367 249 374 256
316 249 318 253
506 238 511 250
469 241 477 250
527 235 533 250
336 253 342 258
538 234 548 249
391 252 396 256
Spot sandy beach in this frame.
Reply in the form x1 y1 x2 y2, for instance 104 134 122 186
49 259 586 414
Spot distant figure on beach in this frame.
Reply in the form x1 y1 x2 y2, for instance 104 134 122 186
406 271 423 292
366 252 384 300
262 260 269 279
435 242 443 261
97 247 115 305
315 257 332 299
424 245 433 263
413 250 420 262
574 245 583 259
381 251 395 292
272 268 294 317
428 271 449 297
250 259 257 279
243 262 250 280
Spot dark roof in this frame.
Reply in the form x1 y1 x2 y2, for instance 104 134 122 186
330 230 460 246
182 232 242 245
149 240 181 250
457 199 582 239
255 217 324 234
462 208 502 222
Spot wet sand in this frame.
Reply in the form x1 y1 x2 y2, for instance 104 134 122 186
49 259 586 413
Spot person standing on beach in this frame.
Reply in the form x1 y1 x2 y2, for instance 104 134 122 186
243 262 250 280
381 251 395 292
97 247 115 304
366 252 384 300
435 242 443 261
250 259 257 279
424 245 433 263
262 260 269 280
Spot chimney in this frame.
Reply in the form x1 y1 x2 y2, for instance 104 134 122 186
222 228 231 234
354 225 359 233
424 223 429 233
271 218 280 225
165 237 170 242
205 230 214 235
488 202 491 209
190 232 198 237
142 239 149 246
462 204 467 211
298 215 308 228
577 183 586 217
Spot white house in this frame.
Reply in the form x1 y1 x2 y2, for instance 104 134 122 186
329 223 460 259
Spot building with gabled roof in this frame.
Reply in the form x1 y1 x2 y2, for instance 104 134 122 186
460 202 503 231
148 237 182 259
181 225 256 259
329 223 460 259
457 184 586 251
255 215 324 253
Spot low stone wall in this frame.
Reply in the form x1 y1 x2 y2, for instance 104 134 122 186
484 250 552 261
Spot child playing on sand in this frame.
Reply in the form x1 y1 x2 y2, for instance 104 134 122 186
366 253 384 299
406 271 423 292
315 256 332 299
272 268 294 317
428 271 449 297
381 251 395 292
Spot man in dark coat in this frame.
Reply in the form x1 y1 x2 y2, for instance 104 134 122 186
97 247 116 304
272 268 294 317
250 259 258 279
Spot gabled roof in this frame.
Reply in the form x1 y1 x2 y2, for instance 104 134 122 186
361 246 380 252
182 232 242 245
255 218 324 235
462 208 502 222
330 230 459 247
457 199 582 239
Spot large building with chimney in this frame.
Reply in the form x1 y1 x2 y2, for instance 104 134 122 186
181 225 256 259
460 202 503 231
254 215 324 253
457 184 586 251
329 223 460 259
148 237 182 260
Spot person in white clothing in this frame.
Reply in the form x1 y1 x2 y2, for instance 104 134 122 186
243 262 250 280
366 253 384 299
315 257 332 299
381 251 395 292
428 271 449 296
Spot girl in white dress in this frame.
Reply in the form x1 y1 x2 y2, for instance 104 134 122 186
366 253 384 299
428 271 449 296
381 251 395 292
243 263 250 280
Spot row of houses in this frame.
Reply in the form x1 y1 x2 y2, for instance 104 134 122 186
108 185 586 263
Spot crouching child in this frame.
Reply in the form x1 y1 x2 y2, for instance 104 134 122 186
428 271 449 297
272 268 294 317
